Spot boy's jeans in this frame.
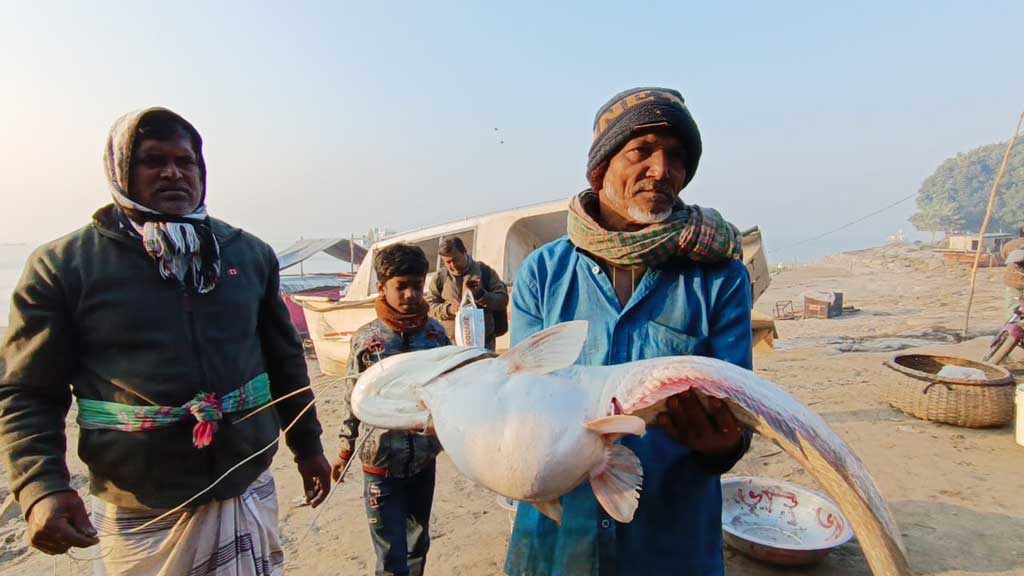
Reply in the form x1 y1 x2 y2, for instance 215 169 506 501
363 461 437 576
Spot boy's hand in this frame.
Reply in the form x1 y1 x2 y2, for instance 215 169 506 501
331 450 353 483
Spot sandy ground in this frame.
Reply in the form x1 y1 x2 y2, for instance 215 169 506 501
2 243 1023 575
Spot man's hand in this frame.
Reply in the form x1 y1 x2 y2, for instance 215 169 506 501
26 491 99 555
446 301 460 317
297 454 332 508
464 276 485 300
657 391 746 457
330 450 353 484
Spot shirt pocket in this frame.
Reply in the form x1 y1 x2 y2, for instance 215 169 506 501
642 320 709 358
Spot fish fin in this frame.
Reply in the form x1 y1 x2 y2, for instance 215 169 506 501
500 321 589 375
532 499 563 525
584 415 646 442
590 444 643 524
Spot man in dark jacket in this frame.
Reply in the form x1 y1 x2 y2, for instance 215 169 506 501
0 107 331 574
426 236 509 350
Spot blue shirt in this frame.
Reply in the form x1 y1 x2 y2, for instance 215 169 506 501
504 237 753 576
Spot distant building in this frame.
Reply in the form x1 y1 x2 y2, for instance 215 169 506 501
366 226 395 245
944 232 1015 253
933 232 1015 267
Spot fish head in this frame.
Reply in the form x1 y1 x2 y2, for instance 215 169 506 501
351 345 495 429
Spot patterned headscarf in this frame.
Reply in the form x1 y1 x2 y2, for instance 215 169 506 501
104 107 220 293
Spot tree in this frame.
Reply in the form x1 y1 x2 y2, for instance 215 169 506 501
911 140 1024 234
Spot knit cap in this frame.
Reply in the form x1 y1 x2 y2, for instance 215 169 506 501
587 87 701 191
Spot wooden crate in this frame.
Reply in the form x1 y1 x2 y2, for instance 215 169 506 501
804 292 844 319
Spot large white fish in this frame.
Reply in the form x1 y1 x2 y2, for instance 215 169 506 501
351 321 911 576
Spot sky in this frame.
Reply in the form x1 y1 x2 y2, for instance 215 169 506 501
2 0 1023 262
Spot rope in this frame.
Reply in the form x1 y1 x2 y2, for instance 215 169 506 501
285 340 388 556
46 379 335 566
54 323 388 565
127 381 337 534
288 429 374 556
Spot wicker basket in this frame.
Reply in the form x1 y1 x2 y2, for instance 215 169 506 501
883 354 1015 428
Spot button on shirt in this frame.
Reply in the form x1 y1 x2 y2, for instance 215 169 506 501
503 237 753 576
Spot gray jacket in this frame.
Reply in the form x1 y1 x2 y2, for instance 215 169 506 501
426 258 508 350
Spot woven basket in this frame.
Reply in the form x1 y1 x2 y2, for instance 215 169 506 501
883 354 1015 428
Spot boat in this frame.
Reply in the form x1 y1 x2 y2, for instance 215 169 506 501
276 237 367 338
296 201 775 375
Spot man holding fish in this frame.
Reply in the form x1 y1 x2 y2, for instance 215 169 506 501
504 87 753 575
348 87 909 575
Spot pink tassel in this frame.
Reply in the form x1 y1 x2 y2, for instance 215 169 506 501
193 421 219 448
188 392 223 449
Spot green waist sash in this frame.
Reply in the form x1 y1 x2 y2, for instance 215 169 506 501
77 373 271 448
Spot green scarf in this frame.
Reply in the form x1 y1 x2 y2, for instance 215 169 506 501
566 190 742 267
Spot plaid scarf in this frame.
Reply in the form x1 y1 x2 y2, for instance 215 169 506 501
375 294 430 334
567 190 742 267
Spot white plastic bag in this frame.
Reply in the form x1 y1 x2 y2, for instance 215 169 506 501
455 289 486 348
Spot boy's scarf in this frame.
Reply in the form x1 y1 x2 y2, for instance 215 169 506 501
375 295 430 334
567 190 742 267
105 108 220 294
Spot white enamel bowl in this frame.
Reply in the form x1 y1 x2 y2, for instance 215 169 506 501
721 476 855 566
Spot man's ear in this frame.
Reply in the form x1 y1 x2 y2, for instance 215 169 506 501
377 281 385 293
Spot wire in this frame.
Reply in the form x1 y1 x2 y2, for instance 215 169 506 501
772 192 917 254
289 430 373 555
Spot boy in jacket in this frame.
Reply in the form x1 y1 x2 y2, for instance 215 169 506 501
334 243 450 576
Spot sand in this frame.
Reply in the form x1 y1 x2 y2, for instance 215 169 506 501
2 243 1023 575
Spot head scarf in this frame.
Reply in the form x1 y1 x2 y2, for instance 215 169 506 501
104 107 220 293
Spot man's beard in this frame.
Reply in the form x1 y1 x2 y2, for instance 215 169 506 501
628 203 673 224
621 179 675 224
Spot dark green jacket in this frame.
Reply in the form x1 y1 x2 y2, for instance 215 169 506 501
0 205 323 513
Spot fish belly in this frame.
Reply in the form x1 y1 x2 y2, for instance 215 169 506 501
429 374 605 502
